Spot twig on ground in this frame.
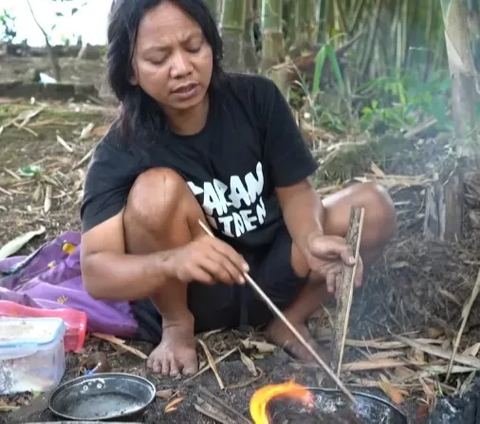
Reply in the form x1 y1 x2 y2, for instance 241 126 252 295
183 346 238 385
445 267 480 380
198 219 356 404
331 206 365 376
91 333 147 360
197 338 225 390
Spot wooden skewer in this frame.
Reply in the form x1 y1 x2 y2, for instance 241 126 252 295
198 219 356 404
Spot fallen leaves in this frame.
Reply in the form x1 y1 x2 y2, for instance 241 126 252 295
0 226 46 260
240 350 258 376
241 339 276 353
164 396 185 413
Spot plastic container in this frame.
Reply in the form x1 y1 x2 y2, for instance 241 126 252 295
0 317 66 395
0 301 87 352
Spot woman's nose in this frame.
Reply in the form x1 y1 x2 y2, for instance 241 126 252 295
170 51 193 78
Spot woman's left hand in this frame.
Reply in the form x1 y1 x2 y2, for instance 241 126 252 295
305 232 364 298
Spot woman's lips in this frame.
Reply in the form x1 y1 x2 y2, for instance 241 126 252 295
172 83 199 100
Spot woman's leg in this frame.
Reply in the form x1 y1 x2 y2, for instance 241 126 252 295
123 168 208 377
267 182 396 361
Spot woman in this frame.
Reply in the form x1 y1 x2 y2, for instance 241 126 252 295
80 0 396 377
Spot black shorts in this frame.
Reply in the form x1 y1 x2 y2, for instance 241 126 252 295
132 225 308 344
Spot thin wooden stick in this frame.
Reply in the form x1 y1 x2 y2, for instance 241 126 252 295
331 206 365 376
198 220 356 404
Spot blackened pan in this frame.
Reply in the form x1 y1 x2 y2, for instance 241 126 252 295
48 372 156 421
308 387 408 424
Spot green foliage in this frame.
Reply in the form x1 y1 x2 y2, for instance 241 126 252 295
301 63 453 137
0 8 16 43
312 43 345 96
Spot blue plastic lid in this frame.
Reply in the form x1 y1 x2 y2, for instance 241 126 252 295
0 317 65 349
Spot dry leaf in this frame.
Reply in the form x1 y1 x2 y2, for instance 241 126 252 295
342 358 407 372
240 350 258 376
91 125 110 137
197 339 224 389
394 335 480 369
413 349 425 363
438 289 462 306
394 366 415 380
464 343 480 357
0 226 46 260
79 122 94 140
156 389 174 399
369 351 404 360
371 162 386 177
241 339 276 353
165 396 185 413
379 374 404 404
56 135 74 152
44 184 52 213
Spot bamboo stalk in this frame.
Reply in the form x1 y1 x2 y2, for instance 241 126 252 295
260 0 285 71
198 219 356 404
330 207 365 377
219 0 248 72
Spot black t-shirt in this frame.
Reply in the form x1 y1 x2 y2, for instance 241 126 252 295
80 73 318 250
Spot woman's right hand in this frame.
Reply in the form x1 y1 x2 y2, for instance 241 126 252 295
170 235 249 285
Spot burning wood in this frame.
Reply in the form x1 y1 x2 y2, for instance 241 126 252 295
249 381 314 424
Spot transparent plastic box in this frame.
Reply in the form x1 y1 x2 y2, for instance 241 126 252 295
0 317 66 395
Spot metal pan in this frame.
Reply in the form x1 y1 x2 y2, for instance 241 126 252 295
307 387 408 424
48 373 156 422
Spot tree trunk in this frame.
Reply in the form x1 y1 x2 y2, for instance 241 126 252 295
424 0 478 241
219 0 248 72
260 0 284 71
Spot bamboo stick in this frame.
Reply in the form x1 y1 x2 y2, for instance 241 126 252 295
330 206 365 377
198 219 356 404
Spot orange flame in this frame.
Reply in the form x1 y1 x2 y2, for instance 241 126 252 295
250 380 315 424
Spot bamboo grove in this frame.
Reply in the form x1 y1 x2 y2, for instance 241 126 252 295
206 0 448 86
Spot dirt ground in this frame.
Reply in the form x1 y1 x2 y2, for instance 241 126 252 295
1 60 480 424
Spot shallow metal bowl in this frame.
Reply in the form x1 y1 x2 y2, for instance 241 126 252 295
48 372 156 421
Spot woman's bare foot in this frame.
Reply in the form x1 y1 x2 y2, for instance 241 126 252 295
147 320 198 377
266 318 330 363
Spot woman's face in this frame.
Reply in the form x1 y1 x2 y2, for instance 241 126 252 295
131 1 213 112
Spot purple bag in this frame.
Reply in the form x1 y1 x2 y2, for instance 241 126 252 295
0 231 138 338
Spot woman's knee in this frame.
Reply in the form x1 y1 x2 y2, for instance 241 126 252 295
323 182 396 244
124 167 197 232
358 182 396 242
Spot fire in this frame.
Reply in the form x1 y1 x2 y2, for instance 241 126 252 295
250 380 315 424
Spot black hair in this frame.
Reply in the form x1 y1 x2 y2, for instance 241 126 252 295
106 0 225 143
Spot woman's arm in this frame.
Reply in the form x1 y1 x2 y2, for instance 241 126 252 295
80 211 177 301
275 178 325 256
